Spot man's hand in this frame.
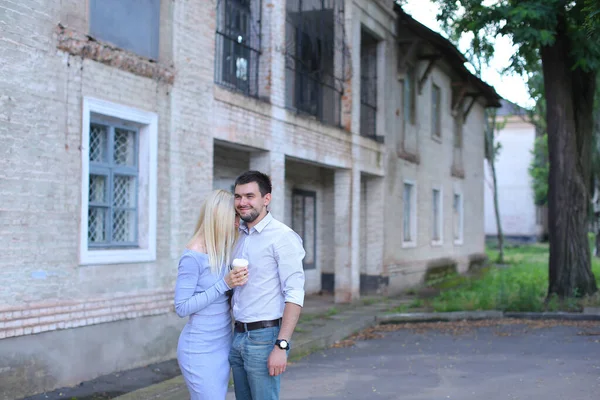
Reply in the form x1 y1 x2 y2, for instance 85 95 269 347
267 347 287 376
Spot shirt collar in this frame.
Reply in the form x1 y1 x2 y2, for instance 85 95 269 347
239 212 273 234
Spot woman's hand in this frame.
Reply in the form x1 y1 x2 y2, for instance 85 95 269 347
225 267 249 288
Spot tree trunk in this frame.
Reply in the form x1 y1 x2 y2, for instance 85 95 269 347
485 111 504 263
541 15 598 298
490 157 504 263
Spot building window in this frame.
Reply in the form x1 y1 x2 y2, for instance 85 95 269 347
292 190 317 270
403 66 416 126
403 181 417 247
80 98 158 265
215 0 261 97
453 110 463 148
432 187 443 244
432 84 441 138
453 193 463 244
360 29 378 140
89 0 160 60
285 0 347 126
88 122 139 248
452 89 464 148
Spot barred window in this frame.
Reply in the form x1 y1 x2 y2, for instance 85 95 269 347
360 29 378 140
88 120 139 248
215 0 261 97
285 0 348 126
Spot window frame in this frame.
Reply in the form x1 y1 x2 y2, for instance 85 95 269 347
80 97 158 265
431 186 443 246
359 28 379 140
215 0 262 97
89 0 161 60
431 83 442 139
453 191 464 245
284 0 346 127
402 180 417 248
291 189 317 270
403 65 416 127
88 119 140 248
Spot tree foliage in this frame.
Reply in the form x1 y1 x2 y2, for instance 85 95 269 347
431 0 600 298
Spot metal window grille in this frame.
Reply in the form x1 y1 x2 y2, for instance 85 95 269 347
88 120 139 248
285 0 349 127
360 30 378 140
215 0 261 97
292 190 317 270
432 189 441 241
403 183 413 242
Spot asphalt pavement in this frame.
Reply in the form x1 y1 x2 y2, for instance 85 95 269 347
254 320 600 400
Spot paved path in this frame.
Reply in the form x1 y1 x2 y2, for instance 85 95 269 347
227 321 600 400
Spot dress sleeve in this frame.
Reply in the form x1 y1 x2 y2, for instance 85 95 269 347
174 254 231 317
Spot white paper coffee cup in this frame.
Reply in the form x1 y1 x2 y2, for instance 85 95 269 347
232 258 249 269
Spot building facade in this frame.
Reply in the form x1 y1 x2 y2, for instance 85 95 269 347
484 100 541 243
0 0 500 397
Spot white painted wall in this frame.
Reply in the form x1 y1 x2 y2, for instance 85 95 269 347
484 117 538 239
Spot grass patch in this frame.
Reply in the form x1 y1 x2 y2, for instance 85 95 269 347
325 307 339 317
428 243 600 312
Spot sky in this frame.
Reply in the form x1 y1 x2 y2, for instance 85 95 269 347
402 0 533 108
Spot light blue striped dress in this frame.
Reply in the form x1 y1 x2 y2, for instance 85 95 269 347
174 250 232 400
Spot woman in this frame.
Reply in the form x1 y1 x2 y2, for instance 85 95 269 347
174 189 248 399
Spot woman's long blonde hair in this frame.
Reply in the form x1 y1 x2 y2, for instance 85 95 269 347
190 190 237 274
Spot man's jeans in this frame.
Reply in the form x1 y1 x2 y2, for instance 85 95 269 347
229 326 282 400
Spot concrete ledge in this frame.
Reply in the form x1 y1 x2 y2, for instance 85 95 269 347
111 376 187 400
505 312 600 321
377 311 504 324
378 310 600 324
583 307 600 315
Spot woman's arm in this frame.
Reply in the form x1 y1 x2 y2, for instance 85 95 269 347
174 254 231 317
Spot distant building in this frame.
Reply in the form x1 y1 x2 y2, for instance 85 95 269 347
485 99 541 242
0 1 500 397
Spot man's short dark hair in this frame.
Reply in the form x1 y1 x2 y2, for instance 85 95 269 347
234 170 272 196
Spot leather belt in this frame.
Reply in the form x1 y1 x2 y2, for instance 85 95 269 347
234 318 281 333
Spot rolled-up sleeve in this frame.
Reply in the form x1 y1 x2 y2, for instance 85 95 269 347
274 230 306 307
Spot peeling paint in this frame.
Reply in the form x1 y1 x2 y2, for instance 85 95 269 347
55 24 175 84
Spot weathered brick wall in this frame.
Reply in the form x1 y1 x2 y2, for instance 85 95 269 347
0 0 494 395
0 0 220 339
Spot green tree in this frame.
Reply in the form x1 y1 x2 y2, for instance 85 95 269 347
529 133 548 207
431 0 599 298
485 108 505 263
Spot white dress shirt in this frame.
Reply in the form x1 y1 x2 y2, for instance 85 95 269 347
232 212 306 323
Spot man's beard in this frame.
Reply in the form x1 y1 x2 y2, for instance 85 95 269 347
239 208 260 223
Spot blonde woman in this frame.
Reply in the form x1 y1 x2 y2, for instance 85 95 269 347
174 190 248 400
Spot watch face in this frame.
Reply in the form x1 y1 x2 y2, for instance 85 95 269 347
278 340 288 349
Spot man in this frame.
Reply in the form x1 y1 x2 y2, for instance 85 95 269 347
229 170 306 400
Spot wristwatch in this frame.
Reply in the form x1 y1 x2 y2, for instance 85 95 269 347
275 339 290 350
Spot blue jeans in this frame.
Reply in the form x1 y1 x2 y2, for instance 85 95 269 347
229 326 281 400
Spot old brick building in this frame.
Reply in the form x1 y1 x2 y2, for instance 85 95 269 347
0 0 500 397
